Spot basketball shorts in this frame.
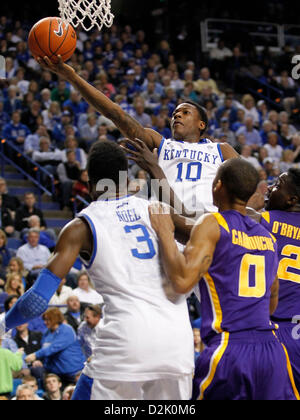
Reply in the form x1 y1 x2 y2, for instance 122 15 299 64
192 330 300 400
72 373 193 400
275 321 300 394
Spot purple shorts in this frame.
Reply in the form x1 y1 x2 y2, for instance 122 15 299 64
276 321 300 394
192 330 299 400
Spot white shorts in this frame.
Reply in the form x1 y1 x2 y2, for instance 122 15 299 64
72 373 193 400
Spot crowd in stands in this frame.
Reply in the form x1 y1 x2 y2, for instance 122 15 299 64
0 12 300 399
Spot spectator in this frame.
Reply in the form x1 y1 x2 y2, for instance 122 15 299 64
40 88 52 110
241 94 260 126
22 215 56 251
216 96 238 125
57 150 82 210
0 195 15 238
15 192 47 232
13 324 44 386
62 385 76 400
240 145 261 170
132 98 152 127
25 308 86 388
72 169 91 213
49 278 74 314
32 136 63 180
3 85 22 114
21 100 42 133
179 81 199 104
64 295 85 333
51 79 70 105
0 178 20 215
231 108 246 133
236 116 262 151
0 102 10 132
0 229 12 269
41 101 62 132
16 228 51 277
264 132 283 163
213 117 236 147
73 272 104 306
12 377 43 400
42 373 63 401
0 336 24 399
151 115 171 139
79 113 99 147
4 273 24 297
62 136 87 170
279 149 298 173
259 120 273 144
6 257 28 291
13 383 35 401
78 304 102 359
194 67 220 96
24 124 51 156
52 110 79 147
63 91 88 122
1 110 31 148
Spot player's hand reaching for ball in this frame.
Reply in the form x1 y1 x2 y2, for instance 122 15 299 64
149 202 175 237
37 55 75 80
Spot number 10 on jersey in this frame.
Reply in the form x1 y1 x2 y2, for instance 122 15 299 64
176 162 202 182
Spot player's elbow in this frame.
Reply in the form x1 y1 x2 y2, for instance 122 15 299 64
171 276 192 295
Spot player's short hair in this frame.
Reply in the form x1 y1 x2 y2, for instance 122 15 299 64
87 140 128 186
184 100 208 135
218 158 259 203
288 168 300 200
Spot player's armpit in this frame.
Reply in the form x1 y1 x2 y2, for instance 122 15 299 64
46 218 92 279
151 212 220 294
220 143 240 161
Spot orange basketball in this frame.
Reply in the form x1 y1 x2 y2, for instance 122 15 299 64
28 17 77 63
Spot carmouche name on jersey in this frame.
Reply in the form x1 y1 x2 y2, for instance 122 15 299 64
163 148 219 164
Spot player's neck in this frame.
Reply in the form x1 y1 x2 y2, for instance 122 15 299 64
219 201 247 216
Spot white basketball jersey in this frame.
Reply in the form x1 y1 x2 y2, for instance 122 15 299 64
158 138 224 218
78 195 194 381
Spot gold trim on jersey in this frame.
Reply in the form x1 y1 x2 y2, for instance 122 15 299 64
198 331 230 400
261 211 270 224
213 213 230 233
281 343 300 400
204 273 223 334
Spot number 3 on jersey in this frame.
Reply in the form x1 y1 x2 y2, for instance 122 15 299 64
124 224 156 260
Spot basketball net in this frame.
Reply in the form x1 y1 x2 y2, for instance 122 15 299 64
58 0 114 32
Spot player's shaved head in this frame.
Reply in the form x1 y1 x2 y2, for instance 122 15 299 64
216 158 259 203
87 140 128 187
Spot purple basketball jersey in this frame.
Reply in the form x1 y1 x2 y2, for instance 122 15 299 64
261 211 300 320
198 210 278 344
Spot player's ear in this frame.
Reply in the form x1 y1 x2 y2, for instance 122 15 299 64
288 194 299 208
198 120 206 132
213 179 222 192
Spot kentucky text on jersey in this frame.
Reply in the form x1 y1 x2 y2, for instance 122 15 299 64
232 230 276 252
116 208 141 223
162 148 219 164
270 222 300 241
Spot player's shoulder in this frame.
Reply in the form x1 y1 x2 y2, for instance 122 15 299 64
218 142 240 160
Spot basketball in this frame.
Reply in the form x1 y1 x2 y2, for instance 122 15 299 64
28 17 77 63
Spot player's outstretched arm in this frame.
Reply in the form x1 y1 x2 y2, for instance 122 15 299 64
37 56 162 150
149 204 220 294
0 219 91 337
